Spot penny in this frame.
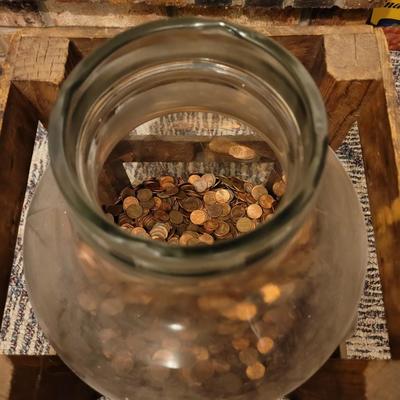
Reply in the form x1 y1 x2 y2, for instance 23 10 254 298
235 302 257 321
188 174 201 185
169 210 184 225
208 137 234 154
238 348 258 366
154 210 169 222
190 210 208 225
198 233 215 245
260 284 281 304
232 337 250 351
221 203 231 218
258 194 275 209
123 196 139 211
206 203 223 218
159 175 175 186
193 178 209 193
181 197 202 212
162 183 179 196
137 188 153 202
105 172 283 247
131 227 150 238
204 219 219 233
246 362 266 380
251 184 268 201
215 189 232 203
247 204 263 219
236 217 254 233
273 180 286 197
126 204 143 219
231 205 246 219
203 191 217 205
228 144 256 160
257 337 274 354
214 222 230 238
202 173 216 188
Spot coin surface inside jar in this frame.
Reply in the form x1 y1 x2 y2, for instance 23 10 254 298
104 173 283 246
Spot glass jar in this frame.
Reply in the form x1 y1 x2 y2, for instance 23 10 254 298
24 18 367 400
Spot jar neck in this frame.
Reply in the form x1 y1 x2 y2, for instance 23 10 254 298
49 18 327 275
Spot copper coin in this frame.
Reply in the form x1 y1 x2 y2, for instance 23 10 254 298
258 194 275 209
251 185 268 201
159 175 175 186
169 210 184 225
228 144 256 160
204 219 219 233
232 337 250 351
137 188 153 202
193 178 209 193
162 182 179 196
208 137 233 154
188 174 201 185
153 197 162 210
221 203 231 218
246 204 263 219
181 197 202 212
131 227 150 238
203 191 217 205
235 301 257 321
120 186 135 199
238 348 258 366
190 210 208 225
215 221 230 238
246 362 266 380
140 198 155 209
123 196 139 211
154 210 170 222
257 337 274 354
260 284 281 303
273 180 286 197
202 173 216 188
215 189 232 203
243 182 254 193
126 204 143 219
206 203 223 218
198 233 214 245
231 205 246 219
236 217 254 233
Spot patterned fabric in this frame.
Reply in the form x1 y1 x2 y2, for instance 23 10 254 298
1 53 399 361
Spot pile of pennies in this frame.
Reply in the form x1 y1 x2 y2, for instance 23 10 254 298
104 173 286 245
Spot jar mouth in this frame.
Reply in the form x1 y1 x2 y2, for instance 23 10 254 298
49 18 327 272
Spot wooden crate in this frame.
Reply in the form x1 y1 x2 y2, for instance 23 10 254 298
0 23 399 399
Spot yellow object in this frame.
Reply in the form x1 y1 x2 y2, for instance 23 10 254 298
371 1 400 25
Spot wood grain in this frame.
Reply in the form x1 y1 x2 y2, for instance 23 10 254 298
0 33 38 320
0 24 399 398
359 29 400 359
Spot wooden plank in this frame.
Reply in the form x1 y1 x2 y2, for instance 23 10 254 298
358 29 400 359
0 34 38 320
10 36 71 126
291 359 400 399
317 32 380 149
0 355 99 400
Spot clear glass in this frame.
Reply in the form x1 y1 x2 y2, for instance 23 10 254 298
23 19 367 400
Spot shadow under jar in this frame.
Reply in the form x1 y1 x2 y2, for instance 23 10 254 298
24 18 367 400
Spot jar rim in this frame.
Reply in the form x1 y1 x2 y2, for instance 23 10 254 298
49 18 328 268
